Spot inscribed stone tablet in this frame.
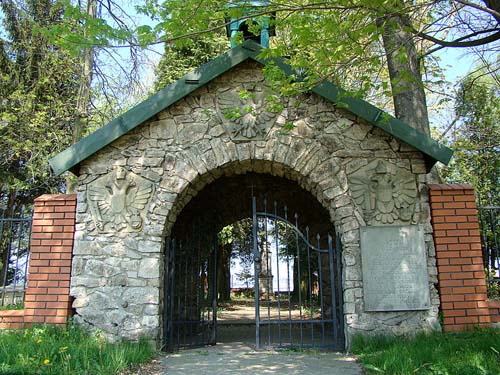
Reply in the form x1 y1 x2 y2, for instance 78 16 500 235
360 225 430 311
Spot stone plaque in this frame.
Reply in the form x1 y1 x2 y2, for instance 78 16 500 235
360 225 430 311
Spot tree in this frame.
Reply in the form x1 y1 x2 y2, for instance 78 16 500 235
441 68 500 204
140 1 500 137
155 32 228 89
34 1 500 140
441 67 500 284
0 0 79 210
0 0 80 287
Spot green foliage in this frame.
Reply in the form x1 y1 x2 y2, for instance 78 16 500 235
0 0 79 207
0 324 155 375
485 269 500 300
0 301 23 310
441 69 500 206
351 329 500 375
154 32 229 89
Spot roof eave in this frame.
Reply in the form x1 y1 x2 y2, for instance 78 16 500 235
311 82 453 171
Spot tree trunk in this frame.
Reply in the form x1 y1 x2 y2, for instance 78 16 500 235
379 12 444 182
217 243 231 302
378 13 430 136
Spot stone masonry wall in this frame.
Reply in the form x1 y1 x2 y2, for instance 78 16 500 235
71 60 440 344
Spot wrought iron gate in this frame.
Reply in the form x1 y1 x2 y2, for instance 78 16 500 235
163 233 218 351
163 197 343 351
252 197 344 350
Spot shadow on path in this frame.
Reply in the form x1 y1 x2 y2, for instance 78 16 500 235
160 342 363 375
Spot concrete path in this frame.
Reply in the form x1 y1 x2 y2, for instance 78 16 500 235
160 342 363 375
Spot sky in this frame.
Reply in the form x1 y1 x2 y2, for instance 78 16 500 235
0 3 485 133
436 47 474 83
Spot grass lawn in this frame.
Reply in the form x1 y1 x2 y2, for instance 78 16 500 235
351 328 500 375
0 324 155 375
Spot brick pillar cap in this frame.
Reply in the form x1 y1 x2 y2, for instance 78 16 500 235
35 194 77 202
428 183 474 191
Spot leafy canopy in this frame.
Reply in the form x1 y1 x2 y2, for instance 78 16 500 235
441 68 500 205
0 0 79 208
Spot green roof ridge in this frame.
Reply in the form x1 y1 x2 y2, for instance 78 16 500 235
49 39 452 176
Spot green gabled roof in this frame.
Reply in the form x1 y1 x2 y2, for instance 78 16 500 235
49 39 453 176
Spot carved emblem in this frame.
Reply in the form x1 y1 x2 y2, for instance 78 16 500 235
87 167 153 233
216 88 279 141
350 161 417 225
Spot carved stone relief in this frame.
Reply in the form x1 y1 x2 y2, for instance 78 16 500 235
349 160 417 225
87 167 154 233
215 87 279 141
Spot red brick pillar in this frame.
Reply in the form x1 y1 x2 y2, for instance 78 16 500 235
23 194 76 325
428 184 491 331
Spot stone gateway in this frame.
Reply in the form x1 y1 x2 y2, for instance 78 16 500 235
49 40 452 348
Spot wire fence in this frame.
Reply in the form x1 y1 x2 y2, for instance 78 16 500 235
0 212 32 307
479 205 500 299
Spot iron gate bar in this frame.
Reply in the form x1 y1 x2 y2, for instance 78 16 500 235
211 235 218 345
1 222 15 305
253 199 343 350
258 319 336 325
284 206 293 345
264 200 271 346
165 233 218 351
478 204 500 296
273 201 281 345
255 212 331 253
13 220 25 304
252 197 261 349
336 234 345 345
317 234 325 346
182 242 187 347
306 227 313 343
295 212 303 350
170 239 176 350
328 235 338 346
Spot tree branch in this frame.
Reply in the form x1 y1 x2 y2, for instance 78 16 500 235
419 27 500 55
455 0 500 22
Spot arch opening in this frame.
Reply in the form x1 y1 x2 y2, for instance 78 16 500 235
163 172 344 351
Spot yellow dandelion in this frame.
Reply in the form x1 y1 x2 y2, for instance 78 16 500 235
43 359 50 365
36 338 43 344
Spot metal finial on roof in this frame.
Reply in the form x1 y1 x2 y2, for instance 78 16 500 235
225 1 275 48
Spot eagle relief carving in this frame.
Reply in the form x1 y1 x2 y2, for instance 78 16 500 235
349 160 417 225
215 88 279 141
87 167 153 233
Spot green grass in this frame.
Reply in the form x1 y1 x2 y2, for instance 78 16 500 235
0 302 24 310
351 328 500 375
0 324 155 375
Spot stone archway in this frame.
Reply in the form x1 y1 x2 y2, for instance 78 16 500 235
67 56 442 347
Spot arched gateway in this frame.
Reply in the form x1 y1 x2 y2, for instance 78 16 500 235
49 39 452 350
